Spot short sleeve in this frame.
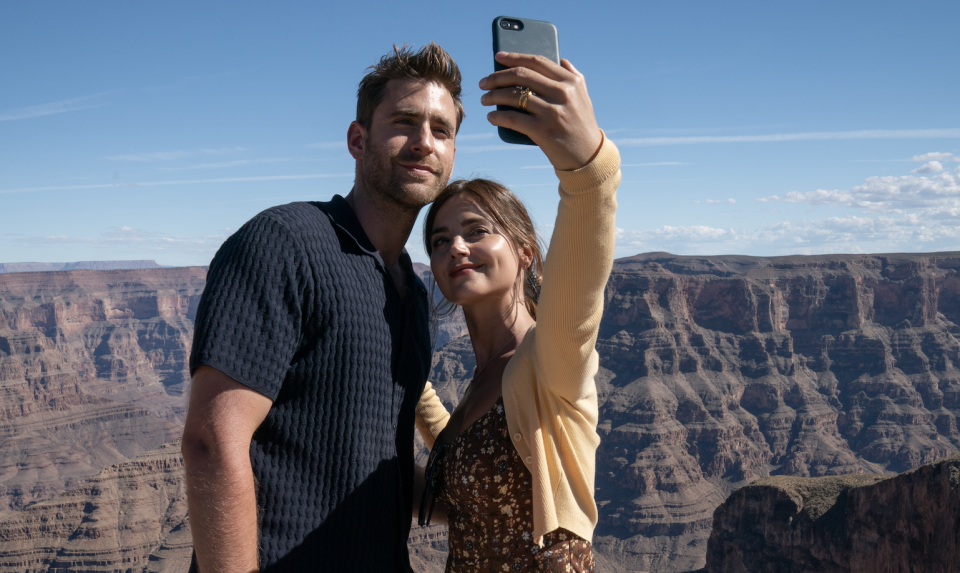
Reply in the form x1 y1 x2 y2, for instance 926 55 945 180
190 213 304 400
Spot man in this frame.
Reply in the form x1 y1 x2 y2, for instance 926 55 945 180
181 43 462 572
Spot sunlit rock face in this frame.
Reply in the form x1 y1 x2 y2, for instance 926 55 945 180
3 253 960 572
0 268 202 570
424 252 960 572
704 454 960 573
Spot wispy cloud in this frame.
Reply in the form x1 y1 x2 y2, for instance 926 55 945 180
104 147 246 162
457 144 538 153
16 225 233 256
617 162 960 257
691 198 737 204
307 141 344 150
158 157 294 171
0 93 108 122
456 133 496 141
912 152 958 162
614 128 960 147
0 173 352 194
912 161 945 174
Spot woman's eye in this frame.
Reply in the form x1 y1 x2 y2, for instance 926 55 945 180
472 227 489 237
432 237 449 248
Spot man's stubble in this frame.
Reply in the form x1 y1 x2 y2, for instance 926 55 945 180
361 136 452 214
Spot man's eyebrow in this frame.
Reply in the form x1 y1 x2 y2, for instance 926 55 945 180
389 108 455 131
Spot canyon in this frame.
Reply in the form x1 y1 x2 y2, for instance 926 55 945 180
1 252 959 571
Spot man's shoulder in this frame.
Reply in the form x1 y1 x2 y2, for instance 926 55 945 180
245 201 331 232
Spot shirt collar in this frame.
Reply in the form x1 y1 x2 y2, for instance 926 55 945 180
314 195 426 299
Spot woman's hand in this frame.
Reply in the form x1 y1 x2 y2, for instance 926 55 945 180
479 52 603 171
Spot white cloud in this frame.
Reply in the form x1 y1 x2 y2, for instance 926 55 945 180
158 157 293 171
0 93 108 121
104 147 246 162
614 128 960 147
456 133 496 141
307 142 343 150
705 198 736 204
0 173 353 194
621 164 960 257
911 152 955 162
912 161 944 174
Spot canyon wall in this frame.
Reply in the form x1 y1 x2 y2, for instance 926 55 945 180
704 453 960 573
2 252 960 571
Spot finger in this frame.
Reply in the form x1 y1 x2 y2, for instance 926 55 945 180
485 109 540 140
480 66 561 99
494 52 572 82
480 87 546 115
560 58 582 77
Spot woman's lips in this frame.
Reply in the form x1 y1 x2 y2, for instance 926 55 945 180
449 264 481 278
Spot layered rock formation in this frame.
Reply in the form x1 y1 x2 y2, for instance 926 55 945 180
0 269 204 567
421 252 960 572
4 252 960 571
704 453 960 572
0 441 191 573
0 261 164 274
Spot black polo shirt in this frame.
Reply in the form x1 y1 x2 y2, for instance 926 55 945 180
189 195 432 571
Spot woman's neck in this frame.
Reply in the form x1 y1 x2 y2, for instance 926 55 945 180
461 296 535 369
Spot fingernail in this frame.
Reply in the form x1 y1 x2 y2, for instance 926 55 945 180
479 77 488 88
496 51 508 58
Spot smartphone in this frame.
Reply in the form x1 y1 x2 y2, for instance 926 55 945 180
491 16 560 145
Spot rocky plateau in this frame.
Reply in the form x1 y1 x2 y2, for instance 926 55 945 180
1 252 960 571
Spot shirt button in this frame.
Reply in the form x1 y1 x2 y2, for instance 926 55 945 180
525 456 533 464
513 433 522 441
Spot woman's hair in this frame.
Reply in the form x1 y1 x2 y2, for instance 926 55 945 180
423 179 544 319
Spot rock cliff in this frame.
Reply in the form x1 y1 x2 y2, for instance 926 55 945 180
704 453 960 572
422 252 960 572
3 252 960 571
0 441 190 573
0 268 204 522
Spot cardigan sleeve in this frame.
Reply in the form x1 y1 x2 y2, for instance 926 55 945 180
534 132 620 402
415 381 450 451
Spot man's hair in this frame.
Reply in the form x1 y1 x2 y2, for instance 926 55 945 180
357 43 464 133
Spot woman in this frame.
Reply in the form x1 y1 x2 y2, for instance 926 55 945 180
415 51 620 572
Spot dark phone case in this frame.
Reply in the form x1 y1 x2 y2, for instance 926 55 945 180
492 16 560 146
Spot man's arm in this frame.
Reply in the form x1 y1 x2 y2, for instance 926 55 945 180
182 366 273 573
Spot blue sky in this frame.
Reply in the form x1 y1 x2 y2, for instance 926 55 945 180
2 1 959 266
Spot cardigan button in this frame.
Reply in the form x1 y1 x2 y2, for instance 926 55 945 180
513 433 522 441
525 456 533 464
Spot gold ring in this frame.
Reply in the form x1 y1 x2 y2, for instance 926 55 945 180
518 87 532 112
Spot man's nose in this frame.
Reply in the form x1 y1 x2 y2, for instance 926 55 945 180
410 122 436 156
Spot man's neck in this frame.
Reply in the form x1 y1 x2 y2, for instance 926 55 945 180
343 187 419 275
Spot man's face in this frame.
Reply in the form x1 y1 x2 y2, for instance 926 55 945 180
357 79 457 210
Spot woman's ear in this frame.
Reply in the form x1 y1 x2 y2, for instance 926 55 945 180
519 243 534 270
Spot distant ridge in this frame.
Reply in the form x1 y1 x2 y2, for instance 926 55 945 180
0 260 164 274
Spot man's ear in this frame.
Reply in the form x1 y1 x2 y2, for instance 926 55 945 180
347 121 366 162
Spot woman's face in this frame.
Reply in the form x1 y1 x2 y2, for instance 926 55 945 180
429 193 530 309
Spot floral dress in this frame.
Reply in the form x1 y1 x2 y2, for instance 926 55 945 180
436 397 595 572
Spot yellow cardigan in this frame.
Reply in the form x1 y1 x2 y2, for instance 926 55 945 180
415 134 620 545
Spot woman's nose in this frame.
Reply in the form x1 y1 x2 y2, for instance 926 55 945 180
449 235 469 256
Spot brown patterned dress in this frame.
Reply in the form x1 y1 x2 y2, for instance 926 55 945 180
436 397 595 572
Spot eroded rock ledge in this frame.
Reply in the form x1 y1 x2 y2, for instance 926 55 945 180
704 453 960 572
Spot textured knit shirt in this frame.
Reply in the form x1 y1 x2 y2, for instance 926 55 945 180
189 195 432 572
417 133 621 546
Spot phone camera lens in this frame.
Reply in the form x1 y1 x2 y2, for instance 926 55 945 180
500 20 510 29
